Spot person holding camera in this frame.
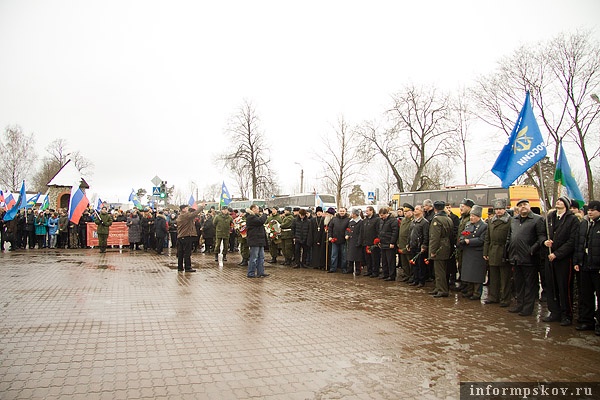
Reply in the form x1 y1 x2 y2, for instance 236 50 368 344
245 204 268 278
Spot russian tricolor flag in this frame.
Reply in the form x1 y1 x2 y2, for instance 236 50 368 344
68 186 89 223
5 191 16 210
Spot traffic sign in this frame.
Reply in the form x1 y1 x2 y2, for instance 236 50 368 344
151 176 162 187
367 192 375 201
152 186 161 196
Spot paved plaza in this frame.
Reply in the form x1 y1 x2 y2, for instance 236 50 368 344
0 248 599 399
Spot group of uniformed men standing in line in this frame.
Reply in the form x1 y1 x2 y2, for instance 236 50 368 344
227 197 600 337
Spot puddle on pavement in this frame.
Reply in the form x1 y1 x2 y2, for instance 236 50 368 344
96 264 116 270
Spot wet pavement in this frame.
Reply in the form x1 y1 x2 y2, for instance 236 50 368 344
0 248 599 399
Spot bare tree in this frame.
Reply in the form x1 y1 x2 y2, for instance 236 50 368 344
219 100 276 199
472 31 600 204
452 88 474 184
389 85 458 191
0 125 37 191
357 120 407 192
31 138 94 192
202 183 221 203
549 30 600 200
317 116 362 208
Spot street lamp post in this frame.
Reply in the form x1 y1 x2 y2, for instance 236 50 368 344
294 162 304 193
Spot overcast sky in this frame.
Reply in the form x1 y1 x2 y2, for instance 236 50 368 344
0 1 599 203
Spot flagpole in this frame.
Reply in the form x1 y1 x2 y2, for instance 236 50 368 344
537 163 550 238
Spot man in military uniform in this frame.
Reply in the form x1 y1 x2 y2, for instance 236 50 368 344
455 198 474 292
279 207 294 265
483 198 512 306
428 201 454 298
213 206 233 262
397 203 414 282
266 207 282 264
235 209 249 266
93 206 113 253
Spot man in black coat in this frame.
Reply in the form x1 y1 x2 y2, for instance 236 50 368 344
378 207 399 281
573 200 600 334
542 197 580 326
292 209 310 268
246 205 269 278
506 199 546 317
362 206 381 277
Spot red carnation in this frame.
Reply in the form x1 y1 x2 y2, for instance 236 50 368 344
366 245 371 254
461 231 470 236
330 237 338 243
424 258 430 265
373 238 380 245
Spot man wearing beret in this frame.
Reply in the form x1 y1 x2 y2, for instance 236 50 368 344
506 199 546 316
542 196 580 326
428 201 454 297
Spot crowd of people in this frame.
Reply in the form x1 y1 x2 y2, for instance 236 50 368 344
1 196 599 335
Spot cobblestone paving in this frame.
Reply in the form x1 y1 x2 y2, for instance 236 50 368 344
0 248 598 399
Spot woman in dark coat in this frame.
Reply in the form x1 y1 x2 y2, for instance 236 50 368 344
127 210 142 250
346 208 364 274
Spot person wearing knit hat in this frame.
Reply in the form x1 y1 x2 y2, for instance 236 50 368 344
557 196 571 209
541 195 580 326
326 207 336 215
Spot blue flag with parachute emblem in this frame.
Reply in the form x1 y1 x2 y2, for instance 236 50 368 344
219 181 231 207
491 91 547 188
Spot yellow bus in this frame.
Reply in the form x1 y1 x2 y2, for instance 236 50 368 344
391 185 541 219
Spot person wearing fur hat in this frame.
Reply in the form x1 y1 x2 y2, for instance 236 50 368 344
483 198 512 306
541 196 580 326
458 205 488 300
455 198 475 292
